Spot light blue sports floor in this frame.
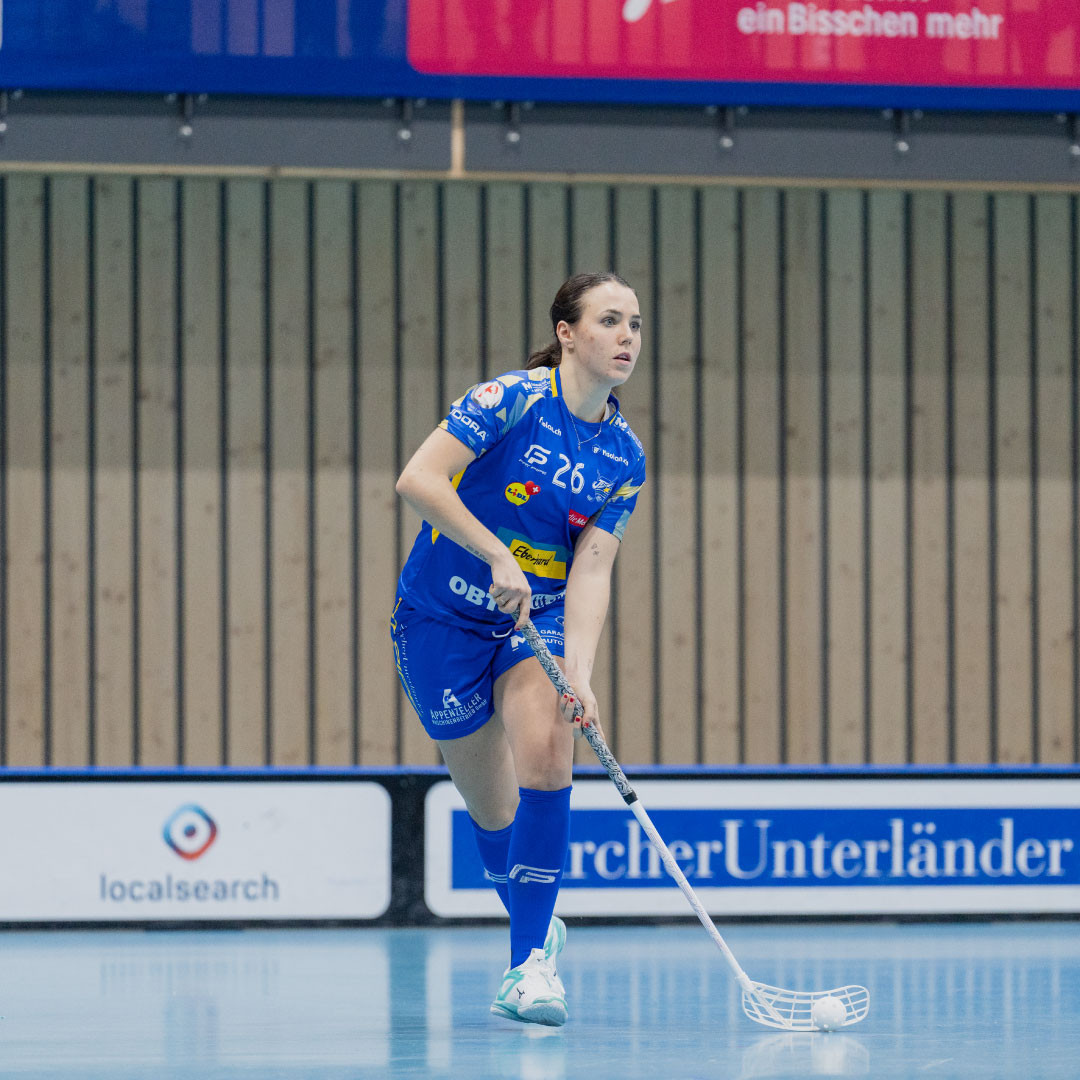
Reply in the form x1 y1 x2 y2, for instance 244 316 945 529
2 921 1078 1079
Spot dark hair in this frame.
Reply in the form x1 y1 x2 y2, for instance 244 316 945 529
526 272 634 370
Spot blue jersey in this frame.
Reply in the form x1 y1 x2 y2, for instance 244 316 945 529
397 365 646 627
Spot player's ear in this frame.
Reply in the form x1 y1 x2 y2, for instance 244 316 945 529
555 320 574 350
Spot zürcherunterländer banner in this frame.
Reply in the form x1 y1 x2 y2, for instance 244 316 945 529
425 777 1080 917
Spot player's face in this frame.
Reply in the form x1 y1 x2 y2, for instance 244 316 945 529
561 282 642 386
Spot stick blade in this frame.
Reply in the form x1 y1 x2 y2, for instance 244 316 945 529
741 983 870 1031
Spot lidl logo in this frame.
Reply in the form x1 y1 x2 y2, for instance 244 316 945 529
505 480 540 506
163 804 218 861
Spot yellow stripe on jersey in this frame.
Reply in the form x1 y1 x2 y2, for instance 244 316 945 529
431 467 467 544
611 481 643 501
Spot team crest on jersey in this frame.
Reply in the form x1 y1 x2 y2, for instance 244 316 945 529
472 380 505 409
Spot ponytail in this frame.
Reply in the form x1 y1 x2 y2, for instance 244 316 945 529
526 341 562 370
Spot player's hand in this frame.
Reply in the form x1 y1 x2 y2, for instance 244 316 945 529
488 554 532 630
559 673 600 740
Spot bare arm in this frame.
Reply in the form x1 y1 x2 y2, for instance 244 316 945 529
561 524 621 732
395 427 533 627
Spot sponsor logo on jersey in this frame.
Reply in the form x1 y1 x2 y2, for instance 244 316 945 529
569 509 589 528
448 575 564 611
538 416 562 436
472 380 504 409
450 408 488 442
495 528 569 580
593 446 630 465
442 688 462 709
505 480 541 506
522 443 551 468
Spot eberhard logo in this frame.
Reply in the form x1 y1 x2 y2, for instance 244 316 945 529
496 528 569 580
510 542 565 578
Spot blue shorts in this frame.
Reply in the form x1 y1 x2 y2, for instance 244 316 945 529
390 596 565 740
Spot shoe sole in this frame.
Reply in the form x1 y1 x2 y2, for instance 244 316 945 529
490 999 568 1027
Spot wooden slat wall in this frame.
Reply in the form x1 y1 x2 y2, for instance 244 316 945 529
1 174 1077 767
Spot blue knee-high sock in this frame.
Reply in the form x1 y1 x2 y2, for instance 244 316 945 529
507 785 571 969
470 817 512 914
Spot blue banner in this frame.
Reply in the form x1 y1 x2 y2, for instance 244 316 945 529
452 805 1079 889
2 1 1080 111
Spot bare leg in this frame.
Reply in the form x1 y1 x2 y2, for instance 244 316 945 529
494 656 575 789
436 712 519 831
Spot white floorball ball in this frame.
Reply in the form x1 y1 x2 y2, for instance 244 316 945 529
811 995 847 1031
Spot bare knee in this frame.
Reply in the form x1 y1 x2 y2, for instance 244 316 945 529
466 795 518 832
513 730 574 791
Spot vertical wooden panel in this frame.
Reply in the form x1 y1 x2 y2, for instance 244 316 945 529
699 186 740 765
570 184 610 273
742 187 782 765
135 177 178 766
180 178 224 766
1033 194 1075 763
397 181 441 766
611 186 655 764
526 183 569 356
656 187 697 764
866 189 907 764
268 179 311 767
4 175 47 766
357 181 399 765
224 178 268 766
1075 197 1080 765
952 192 992 765
442 183 484 397
824 190 867 764
909 191 949 764
782 188 824 764
312 180 354 766
92 175 135 767
992 194 1034 764
49 176 91 767
484 183 526 377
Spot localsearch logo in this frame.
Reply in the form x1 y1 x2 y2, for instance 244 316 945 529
163 804 218 861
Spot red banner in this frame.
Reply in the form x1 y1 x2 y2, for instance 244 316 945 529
407 0 1078 89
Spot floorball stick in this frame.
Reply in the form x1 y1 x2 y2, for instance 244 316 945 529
520 618 870 1032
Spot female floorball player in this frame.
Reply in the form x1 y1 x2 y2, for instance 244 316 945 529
392 272 646 1026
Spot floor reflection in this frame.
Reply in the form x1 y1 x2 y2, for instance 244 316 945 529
1 922 1079 1077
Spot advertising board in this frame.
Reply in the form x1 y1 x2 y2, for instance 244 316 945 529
425 777 1080 917
0 781 392 921
0 1 1077 110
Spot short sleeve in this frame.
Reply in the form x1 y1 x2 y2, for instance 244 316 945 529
591 452 646 541
439 372 544 456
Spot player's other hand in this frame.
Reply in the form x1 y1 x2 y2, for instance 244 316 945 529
559 673 600 740
488 554 532 630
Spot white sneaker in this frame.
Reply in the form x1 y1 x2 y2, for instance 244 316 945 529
490 948 568 1026
543 915 566 961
